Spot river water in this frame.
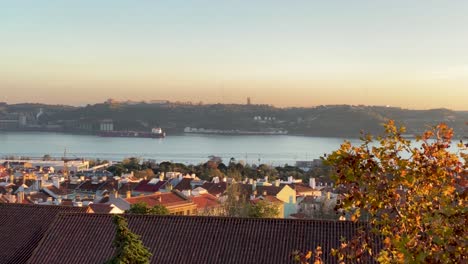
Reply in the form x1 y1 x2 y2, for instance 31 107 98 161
0 132 361 165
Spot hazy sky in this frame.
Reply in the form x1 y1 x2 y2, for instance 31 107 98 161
1 1 467 109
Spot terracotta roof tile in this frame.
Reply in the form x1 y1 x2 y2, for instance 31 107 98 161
191 193 220 210
125 192 192 208
201 182 227 196
133 180 167 193
89 203 116 214
46 185 69 196
174 178 193 191
28 214 381 264
0 203 87 264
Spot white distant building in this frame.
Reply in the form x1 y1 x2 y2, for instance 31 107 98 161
100 120 114 131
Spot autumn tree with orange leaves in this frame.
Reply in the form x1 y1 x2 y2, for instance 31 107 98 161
325 121 467 263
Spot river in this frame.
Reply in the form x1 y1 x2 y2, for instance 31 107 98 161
0 132 362 165
1 132 461 166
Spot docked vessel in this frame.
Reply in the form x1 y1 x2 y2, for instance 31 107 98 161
184 127 288 135
98 128 165 138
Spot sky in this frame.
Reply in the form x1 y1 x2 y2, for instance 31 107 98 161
1 1 467 110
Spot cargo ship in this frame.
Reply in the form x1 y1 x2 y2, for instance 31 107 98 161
98 128 165 138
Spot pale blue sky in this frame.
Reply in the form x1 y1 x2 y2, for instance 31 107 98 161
1 1 467 109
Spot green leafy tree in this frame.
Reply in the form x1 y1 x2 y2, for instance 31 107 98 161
126 202 170 215
107 164 127 176
247 200 280 218
222 184 280 218
106 215 152 264
222 184 249 217
326 121 467 263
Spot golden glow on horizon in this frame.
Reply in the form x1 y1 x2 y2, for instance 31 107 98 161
1 2 467 110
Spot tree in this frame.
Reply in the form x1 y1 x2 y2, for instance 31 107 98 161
247 200 280 218
326 121 467 263
126 202 170 215
221 184 249 217
107 164 127 176
221 184 280 218
134 169 155 179
42 154 52 161
106 215 152 264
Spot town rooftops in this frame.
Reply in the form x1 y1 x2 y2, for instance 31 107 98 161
240 184 283 196
173 177 193 191
0 203 88 264
27 214 381 264
191 193 220 210
125 191 192 209
200 182 227 196
133 179 167 193
88 203 118 214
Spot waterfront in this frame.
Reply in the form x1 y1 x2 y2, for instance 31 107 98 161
0 132 362 165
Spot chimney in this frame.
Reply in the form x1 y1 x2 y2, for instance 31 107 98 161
252 180 257 191
288 176 293 183
326 191 331 200
17 191 24 204
114 190 119 199
9 174 14 184
309 178 316 189
159 173 164 181
250 190 257 200
52 177 60 189
126 190 131 198
182 190 191 197
274 179 280 187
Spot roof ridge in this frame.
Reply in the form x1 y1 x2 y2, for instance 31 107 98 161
52 213 367 224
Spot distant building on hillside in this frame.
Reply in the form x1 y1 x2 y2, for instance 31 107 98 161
99 120 114 131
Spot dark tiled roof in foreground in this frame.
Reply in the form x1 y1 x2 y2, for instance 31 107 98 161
29 215 381 264
0 203 88 264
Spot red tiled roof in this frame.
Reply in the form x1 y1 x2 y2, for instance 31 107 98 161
118 182 140 195
89 203 116 214
282 183 315 194
28 214 381 264
174 178 193 191
0 203 87 264
133 180 167 193
191 193 220 210
77 180 114 192
125 192 191 208
46 185 69 196
200 182 227 196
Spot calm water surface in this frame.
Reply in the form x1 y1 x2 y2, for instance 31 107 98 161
0 132 361 165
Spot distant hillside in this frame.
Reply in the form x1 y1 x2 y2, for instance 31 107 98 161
1 102 467 138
